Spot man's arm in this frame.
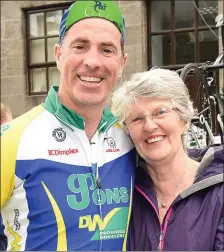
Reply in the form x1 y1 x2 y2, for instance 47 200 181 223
1 125 16 208
1 106 44 208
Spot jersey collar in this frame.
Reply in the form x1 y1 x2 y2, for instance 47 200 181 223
43 86 118 132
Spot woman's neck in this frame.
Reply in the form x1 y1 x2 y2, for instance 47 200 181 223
146 148 199 197
145 146 199 224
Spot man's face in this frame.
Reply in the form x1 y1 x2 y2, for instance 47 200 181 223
55 18 127 109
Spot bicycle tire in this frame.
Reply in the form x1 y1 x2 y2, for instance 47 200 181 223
179 63 214 147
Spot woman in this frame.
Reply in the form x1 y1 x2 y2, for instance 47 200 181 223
111 69 223 251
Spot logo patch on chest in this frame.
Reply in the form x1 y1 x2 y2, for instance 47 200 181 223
52 127 66 142
106 137 120 152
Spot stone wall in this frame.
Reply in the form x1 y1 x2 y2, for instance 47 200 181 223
118 0 147 83
0 0 147 118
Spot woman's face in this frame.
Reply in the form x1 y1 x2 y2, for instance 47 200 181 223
125 98 188 165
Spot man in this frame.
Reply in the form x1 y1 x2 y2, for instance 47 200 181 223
0 104 12 250
0 0 136 250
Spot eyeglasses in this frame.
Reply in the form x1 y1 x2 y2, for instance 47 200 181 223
125 106 178 130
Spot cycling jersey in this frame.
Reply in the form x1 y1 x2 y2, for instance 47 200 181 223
1 86 136 251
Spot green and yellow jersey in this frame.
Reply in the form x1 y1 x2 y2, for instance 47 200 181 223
1 86 136 250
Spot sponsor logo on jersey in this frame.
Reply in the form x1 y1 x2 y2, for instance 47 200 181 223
67 173 128 210
14 209 21 231
48 148 79 156
52 127 66 142
78 207 128 241
7 223 22 251
106 137 120 152
42 173 131 243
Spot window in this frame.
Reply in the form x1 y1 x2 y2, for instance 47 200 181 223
147 0 221 133
25 4 70 95
147 0 219 69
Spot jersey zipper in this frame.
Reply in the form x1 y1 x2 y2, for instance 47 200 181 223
90 130 107 251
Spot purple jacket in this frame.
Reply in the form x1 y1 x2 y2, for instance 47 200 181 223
129 145 224 251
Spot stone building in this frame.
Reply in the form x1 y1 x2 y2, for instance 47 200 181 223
1 0 223 118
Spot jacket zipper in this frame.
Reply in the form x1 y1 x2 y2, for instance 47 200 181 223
158 207 173 251
158 231 164 251
135 185 173 251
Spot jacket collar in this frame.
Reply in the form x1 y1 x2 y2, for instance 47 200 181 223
136 145 224 200
188 145 224 182
43 86 118 132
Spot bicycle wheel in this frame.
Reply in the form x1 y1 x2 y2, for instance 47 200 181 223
180 63 214 148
